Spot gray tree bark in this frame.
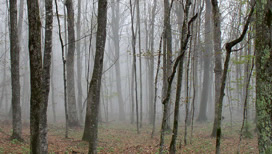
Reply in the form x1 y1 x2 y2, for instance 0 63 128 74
26 0 43 153
110 0 125 121
159 4 198 153
197 0 212 122
161 0 173 131
169 0 191 152
214 5 254 153
51 53 56 123
148 0 157 125
65 0 79 127
55 0 69 138
76 0 83 124
129 0 140 134
39 0 53 152
86 0 107 152
9 0 23 141
151 35 162 138
18 0 24 40
130 65 135 124
136 0 143 128
211 0 223 137
0 41 7 111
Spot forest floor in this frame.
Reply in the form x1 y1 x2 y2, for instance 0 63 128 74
0 120 258 154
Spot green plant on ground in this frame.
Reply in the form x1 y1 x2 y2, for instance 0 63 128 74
108 147 114 152
97 146 104 152
0 147 4 153
242 122 253 139
21 146 30 153
10 139 19 144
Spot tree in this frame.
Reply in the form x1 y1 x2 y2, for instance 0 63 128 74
197 0 212 122
129 0 140 134
148 0 157 125
26 0 43 153
83 0 108 147
215 3 254 152
151 30 162 138
65 0 79 127
55 0 69 138
211 0 223 137
39 0 53 152
169 0 194 152
51 52 56 123
76 0 83 123
9 0 23 141
136 0 143 128
255 0 272 153
158 1 198 151
161 0 173 131
110 0 125 121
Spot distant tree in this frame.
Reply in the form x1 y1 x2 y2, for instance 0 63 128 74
55 0 69 138
148 0 157 125
0 36 7 111
65 0 80 127
129 0 139 134
9 0 23 141
18 0 24 40
197 0 212 122
26 0 43 153
134 0 143 128
76 0 83 123
130 56 135 124
110 0 125 121
51 52 56 123
150 0 158 137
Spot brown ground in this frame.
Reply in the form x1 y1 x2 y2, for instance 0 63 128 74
0 120 258 154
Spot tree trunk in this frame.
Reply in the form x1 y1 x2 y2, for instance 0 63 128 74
18 0 24 40
214 5 254 153
0 43 7 111
129 0 140 134
160 8 197 154
76 0 83 124
136 0 143 128
55 0 69 138
1 17 9 112
51 53 56 123
130 65 135 124
169 1 190 153
148 0 157 125
255 0 272 153
169 44 185 153
9 0 23 141
161 0 173 131
39 0 53 152
86 0 107 152
184 37 192 146
197 0 212 122
27 0 43 153
211 0 223 137
65 0 79 127
110 0 125 121
151 35 162 138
